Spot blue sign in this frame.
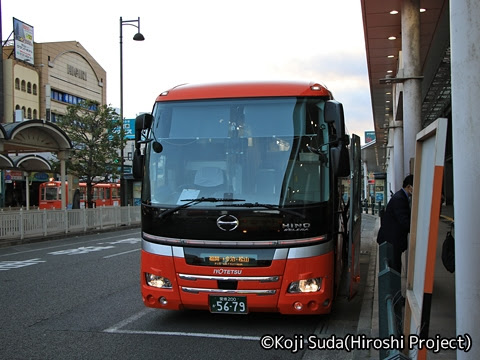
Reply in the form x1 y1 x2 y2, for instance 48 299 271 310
33 172 49 181
111 118 135 140
123 118 135 140
365 131 376 143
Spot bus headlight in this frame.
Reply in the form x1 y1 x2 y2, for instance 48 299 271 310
287 278 322 293
146 273 172 289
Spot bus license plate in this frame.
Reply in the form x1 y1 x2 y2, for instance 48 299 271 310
209 295 247 314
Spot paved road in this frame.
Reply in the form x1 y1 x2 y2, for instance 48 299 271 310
0 219 376 360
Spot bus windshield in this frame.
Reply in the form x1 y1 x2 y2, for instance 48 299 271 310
143 97 331 207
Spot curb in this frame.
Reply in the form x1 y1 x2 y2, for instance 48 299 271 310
354 215 380 359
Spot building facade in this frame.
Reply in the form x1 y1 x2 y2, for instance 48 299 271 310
3 40 106 123
1 41 107 208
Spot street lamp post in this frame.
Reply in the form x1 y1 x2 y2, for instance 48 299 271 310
119 16 144 206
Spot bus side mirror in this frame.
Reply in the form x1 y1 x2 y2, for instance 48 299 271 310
132 148 144 179
325 100 350 177
325 100 345 143
132 113 153 179
135 113 153 144
330 144 350 177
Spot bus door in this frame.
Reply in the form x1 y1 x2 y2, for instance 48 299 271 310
347 134 362 299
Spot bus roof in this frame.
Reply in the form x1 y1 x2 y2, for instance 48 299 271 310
155 81 333 102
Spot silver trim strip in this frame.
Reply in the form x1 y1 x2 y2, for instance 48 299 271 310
172 246 184 258
287 241 335 259
142 231 328 248
179 274 279 282
273 248 289 260
181 287 276 295
143 238 335 259
142 240 172 256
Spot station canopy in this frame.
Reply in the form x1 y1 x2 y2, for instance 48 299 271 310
0 120 72 171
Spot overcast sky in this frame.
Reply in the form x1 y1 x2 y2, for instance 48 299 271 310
2 0 373 144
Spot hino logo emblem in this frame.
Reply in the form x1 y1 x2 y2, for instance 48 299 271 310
217 215 239 231
282 223 311 231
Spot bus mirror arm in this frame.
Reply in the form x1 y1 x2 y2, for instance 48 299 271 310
134 129 142 151
306 145 328 164
133 148 144 179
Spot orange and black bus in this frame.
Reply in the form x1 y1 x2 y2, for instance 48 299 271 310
133 81 362 315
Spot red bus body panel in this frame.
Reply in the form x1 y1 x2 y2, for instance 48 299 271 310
141 249 335 315
156 81 332 102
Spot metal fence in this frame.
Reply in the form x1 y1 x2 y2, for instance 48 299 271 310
0 206 140 242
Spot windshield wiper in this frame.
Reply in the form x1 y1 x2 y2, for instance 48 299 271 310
226 202 305 219
157 197 245 219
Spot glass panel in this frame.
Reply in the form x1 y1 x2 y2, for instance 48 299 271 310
143 97 330 207
45 187 58 200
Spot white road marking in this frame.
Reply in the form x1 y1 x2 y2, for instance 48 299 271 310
49 246 115 255
103 248 140 259
103 308 261 341
0 231 140 258
0 234 140 270
0 258 46 271
104 308 153 332
101 238 141 245
107 329 261 341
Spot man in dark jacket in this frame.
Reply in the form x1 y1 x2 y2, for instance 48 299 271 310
377 174 414 273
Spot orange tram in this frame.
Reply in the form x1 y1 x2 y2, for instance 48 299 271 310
38 181 120 209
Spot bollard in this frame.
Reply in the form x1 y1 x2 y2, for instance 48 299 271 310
371 202 375 215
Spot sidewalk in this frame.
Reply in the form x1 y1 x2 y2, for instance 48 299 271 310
355 213 380 359
356 205 456 359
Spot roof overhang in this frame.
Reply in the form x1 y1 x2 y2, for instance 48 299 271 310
0 154 14 168
13 154 52 172
360 0 448 170
1 120 72 154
